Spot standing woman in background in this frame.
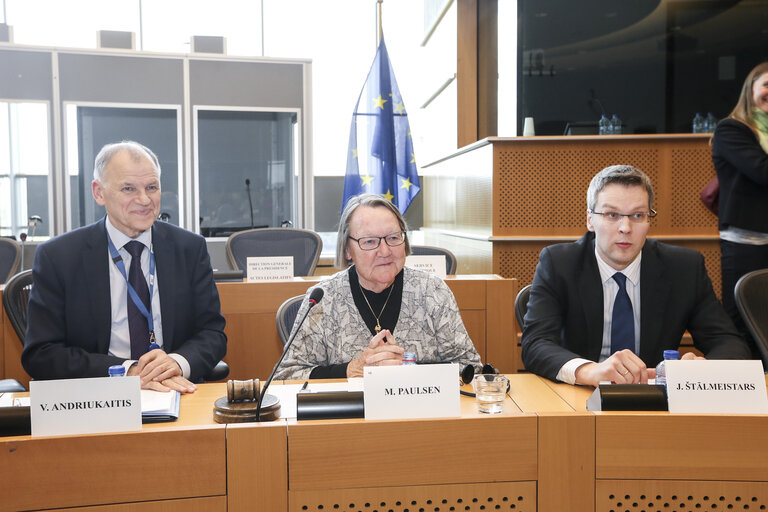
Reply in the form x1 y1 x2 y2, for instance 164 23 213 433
712 61 768 359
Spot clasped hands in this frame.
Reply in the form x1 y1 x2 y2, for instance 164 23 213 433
574 349 705 387
346 329 405 378
127 349 197 393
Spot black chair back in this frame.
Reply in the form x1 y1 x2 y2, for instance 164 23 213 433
276 295 305 347
2 270 32 341
410 245 458 275
735 269 768 367
226 228 322 276
514 284 532 331
0 238 21 284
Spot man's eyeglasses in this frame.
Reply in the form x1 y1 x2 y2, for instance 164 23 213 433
590 209 657 223
349 231 406 251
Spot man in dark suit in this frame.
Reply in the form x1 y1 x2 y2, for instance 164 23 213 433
22 141 226 393
521 165 750 386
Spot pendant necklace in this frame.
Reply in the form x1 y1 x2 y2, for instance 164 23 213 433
359 281 395 333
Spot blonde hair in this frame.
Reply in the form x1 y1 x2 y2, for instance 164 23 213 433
729 62 768 136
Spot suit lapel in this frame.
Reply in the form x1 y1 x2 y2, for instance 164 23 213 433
578 235 605 361
152 223 176 350
639 240 669 362
84 219 112 354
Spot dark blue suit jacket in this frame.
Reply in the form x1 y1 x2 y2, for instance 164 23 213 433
22 218 227 381
520 232 751 381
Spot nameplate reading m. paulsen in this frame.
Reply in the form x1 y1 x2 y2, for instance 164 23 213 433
364 363 459 420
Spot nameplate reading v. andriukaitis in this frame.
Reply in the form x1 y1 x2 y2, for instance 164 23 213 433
363 363 460 420
30 376 142 437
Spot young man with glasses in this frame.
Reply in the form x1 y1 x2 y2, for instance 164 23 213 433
521 165 750 386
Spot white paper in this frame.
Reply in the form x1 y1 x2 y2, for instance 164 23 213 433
30 377 142 437
363 363 460 420
406 255 448 278
665 360 768 414
246 256 294 281
141 389 180 415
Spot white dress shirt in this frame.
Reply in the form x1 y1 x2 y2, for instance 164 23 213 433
555 249 642 384
104 217 190 377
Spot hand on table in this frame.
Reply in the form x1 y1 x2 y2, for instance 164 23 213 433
574 349 654 386
127 349 197 393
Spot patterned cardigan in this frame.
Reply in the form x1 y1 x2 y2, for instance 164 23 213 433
275 266 482 380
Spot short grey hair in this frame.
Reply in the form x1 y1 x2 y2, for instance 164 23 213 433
335 193 412 268
93 141 161 182
586 165 654 212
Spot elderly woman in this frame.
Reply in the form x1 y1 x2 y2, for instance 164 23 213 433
275 193 482 380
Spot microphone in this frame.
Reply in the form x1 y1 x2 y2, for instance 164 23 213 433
245 178 254 229
256 287 324 421
158 212 171 222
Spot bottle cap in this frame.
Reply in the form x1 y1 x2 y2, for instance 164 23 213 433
108 365 126 376
663 350 680 359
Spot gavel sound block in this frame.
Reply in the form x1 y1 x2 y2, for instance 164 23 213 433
213 379 281 423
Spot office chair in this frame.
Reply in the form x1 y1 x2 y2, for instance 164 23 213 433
1 270 31 392
226 228 323 277
2 269 229 382
514 284 532 331
734 269 768 368
410 245 458 275
0 237 21 284
276 294 305 346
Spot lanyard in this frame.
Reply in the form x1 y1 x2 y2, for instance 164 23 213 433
107 235 160 351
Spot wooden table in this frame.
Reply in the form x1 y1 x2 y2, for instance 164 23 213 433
545 378 768 511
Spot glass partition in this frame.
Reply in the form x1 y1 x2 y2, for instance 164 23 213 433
65 104 181 230
195 108 299 237
0 101 50 238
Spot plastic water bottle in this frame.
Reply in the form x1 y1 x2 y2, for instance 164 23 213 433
403 352 417 365
108 365 126 377
598 115 612 135
692 113 704 133
706 112 718 132
611 114 622 134
655 350 680 388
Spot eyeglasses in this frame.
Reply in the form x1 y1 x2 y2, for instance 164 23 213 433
590 209 657 223
348 231 406 251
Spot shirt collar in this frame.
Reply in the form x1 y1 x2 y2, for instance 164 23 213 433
594 246 642 286
105 216 153 252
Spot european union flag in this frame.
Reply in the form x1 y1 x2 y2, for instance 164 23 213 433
343 37 420 214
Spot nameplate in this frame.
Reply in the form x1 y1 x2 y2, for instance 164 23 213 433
30 377 142 437
665 360 768 414
363 363 460 420
405 255 447 278
247 256 294 281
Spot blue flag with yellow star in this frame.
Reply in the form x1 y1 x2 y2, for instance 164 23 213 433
343 37 420 214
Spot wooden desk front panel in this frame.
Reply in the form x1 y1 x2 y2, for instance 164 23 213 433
287 416 537 490
596 415 768 481
43 496 227 512
596 480 768 511
0 427 226 511
290 482 536 512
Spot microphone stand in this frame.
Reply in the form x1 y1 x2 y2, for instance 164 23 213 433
256 288 324 421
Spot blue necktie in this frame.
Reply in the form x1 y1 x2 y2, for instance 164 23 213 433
610 272 635 354
125 241 150 359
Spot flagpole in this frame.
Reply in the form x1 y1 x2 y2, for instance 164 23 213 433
377 0 383 44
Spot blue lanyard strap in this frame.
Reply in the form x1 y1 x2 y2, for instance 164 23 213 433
107 235 157 345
